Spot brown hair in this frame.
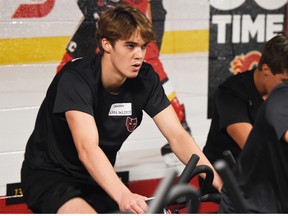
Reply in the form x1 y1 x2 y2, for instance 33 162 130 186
258 32 288 75
96 3 156 54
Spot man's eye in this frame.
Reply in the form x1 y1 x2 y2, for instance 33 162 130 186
127 44 134 49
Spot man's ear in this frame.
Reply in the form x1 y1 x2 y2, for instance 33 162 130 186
102 38 111 53
262 64 271 76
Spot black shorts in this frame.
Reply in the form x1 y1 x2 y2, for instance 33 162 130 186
21 161 119 213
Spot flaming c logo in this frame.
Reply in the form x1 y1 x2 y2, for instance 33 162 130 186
229 51 261 74
12 0 55 18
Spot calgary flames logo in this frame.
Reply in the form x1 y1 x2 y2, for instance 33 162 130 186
229 51 261 74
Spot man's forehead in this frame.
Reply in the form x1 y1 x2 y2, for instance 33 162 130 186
121 36 147 45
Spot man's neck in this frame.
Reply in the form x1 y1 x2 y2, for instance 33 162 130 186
101 55 126 95
254 68 267 99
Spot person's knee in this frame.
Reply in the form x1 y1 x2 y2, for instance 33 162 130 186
57 197 97 214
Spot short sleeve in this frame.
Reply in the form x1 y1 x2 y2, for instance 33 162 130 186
216 87 251 131
53 70 94 117
144 70 170 117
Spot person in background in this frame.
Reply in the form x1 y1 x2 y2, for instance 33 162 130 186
220 33 288 213
201 32 288 195
56 0 192 167
203 66 265 166
21 4 222 214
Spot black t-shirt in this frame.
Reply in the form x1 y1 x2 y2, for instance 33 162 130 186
220 83 288 213
203 69 263 164
24 54 170 180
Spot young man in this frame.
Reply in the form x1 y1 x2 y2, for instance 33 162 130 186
201 33 288 196
203 67 265 165
56 0 192 167
203 33 288 166
220 58 288 212
21 4 222 214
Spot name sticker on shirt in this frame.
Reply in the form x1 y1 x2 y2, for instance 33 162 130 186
109 103 132 116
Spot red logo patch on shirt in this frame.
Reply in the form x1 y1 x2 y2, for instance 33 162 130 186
126 117 138 132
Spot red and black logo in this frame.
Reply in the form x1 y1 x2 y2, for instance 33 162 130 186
126 117 138 132
229 51 261 74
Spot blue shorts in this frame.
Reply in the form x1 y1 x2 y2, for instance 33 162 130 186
21 161 119 213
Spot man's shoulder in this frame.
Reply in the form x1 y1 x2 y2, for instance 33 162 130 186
219 69 254 92
271 83 288 94
267 83 288 107
67 54 100 71
224 69 253 84
139 62 153 73
57 54 101 90
137 62 158 80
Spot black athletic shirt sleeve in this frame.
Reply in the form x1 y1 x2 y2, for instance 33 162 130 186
216 87 251 131
54 70 94 117
143 67 170 118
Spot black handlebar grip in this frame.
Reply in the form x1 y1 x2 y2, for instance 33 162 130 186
223 150 236 169
177 154 200 184
147 169 178 214
166 184 200 213
214 160 248 213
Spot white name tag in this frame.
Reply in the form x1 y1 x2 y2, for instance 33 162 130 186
109 103 132 116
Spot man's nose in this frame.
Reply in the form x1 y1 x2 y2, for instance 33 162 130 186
134 47 145 59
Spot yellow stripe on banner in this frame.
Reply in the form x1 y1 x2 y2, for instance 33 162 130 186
161 29 209 54
0 30 208 65
0 36 70 65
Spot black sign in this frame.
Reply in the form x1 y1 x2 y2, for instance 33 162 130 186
117 171 129 187
208 0 287 118
6 182 25 205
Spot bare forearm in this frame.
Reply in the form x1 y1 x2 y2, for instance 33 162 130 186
79 146 130 203
79 146 148 213
65 111 148 213
170 134 223 192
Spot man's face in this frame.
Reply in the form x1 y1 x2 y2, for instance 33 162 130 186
109 29 148 79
